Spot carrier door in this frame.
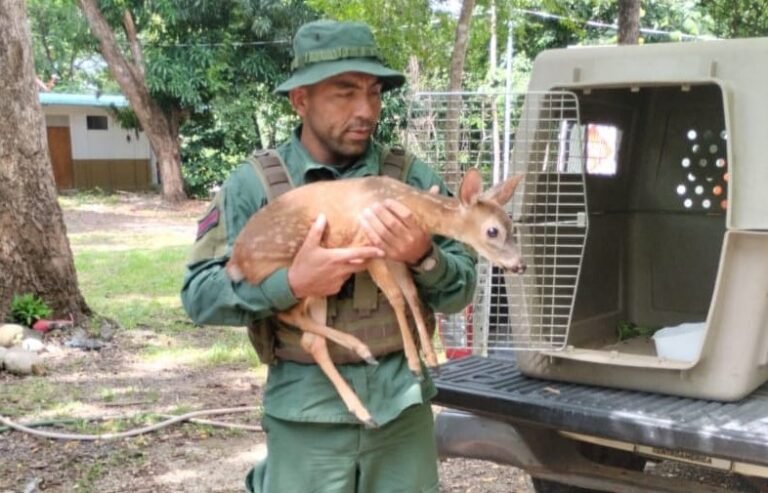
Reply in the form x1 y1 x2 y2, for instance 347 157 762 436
406 91 587 355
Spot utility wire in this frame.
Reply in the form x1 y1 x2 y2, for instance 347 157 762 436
152 39 289 48
513 8 714 41
30 32 290 49
32 9 710 49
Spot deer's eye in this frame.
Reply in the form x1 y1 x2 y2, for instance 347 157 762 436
487 227 499 238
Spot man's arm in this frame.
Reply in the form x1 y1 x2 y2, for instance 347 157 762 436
181 164 299 326
182 260 297 326
361 158 478 315
182 164 386 326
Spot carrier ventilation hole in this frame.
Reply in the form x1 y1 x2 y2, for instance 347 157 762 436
677 128 728 210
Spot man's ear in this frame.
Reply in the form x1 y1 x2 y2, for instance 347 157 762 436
288 87 309 118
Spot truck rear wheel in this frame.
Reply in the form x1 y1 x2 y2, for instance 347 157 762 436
531 478 590 493
531 443 646 493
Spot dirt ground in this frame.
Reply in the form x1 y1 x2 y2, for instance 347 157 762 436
2 193 756 493
0 193 533 493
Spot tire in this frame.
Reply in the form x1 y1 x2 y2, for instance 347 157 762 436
531 477 593 493
531 443 646 493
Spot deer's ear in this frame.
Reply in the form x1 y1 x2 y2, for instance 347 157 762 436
482 174 524 206
459 168 483 206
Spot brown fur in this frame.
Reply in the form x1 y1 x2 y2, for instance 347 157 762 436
225 170 524 426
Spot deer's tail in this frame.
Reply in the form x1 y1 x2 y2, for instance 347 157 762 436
225 262 244 282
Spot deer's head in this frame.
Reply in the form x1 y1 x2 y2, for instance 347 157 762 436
457 168 526 274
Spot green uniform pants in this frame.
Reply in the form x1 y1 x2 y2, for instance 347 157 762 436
245 402 439 493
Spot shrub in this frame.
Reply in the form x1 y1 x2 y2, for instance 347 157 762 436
9 293 52 326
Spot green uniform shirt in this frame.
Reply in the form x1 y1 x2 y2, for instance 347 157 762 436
181 128 477 426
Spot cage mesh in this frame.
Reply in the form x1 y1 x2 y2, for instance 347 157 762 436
405 91 588 354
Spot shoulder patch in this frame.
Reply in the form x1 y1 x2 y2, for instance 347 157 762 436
196 206 220 240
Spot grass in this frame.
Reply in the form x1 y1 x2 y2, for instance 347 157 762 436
140 323 261 368
73 445 148 493
74 245 191 330
58 188 121 207
66 195 262 370
0 378 63 415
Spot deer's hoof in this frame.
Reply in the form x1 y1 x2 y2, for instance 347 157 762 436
362 417 379 429
364 355 379 366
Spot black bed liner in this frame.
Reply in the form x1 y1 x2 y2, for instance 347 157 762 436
433 356 768 466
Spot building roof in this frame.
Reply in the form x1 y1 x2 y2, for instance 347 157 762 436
38 92 129 107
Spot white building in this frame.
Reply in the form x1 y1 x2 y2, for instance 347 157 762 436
39 93 157 191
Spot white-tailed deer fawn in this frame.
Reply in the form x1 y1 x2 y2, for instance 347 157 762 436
226 168 524 427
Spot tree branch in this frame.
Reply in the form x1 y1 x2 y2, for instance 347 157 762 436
122 9 145 79
77 0 140 88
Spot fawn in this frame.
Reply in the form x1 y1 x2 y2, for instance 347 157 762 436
226 168 524 427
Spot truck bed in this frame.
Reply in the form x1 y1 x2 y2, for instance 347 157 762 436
433 356 768 466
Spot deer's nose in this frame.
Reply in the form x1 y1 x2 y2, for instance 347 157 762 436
507 262 526 275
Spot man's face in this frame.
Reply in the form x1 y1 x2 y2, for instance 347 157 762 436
290 72 383 164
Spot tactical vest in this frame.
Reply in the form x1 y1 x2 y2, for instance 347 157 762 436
245 147 436 365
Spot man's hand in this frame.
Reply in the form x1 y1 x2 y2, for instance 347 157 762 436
288 214 385 299
359 198 433 265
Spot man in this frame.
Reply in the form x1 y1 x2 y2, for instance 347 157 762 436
181 19 477 493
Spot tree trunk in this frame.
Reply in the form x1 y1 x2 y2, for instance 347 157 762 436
448 0 476 93
0 0 90 322
618 0 641 45
77 0 187 203
488 0 502 185
444 0 476 190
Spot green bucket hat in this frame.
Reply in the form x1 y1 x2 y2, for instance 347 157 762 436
275 20 405 95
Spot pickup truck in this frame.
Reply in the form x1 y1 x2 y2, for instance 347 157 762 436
433 353 768 492
424 36 768 493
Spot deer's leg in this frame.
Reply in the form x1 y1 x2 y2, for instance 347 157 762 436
299 331 377 428
387 260 439 369
366 259 423 379
277 298 377 365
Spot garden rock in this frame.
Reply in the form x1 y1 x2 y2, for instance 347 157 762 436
1 347 44 375
0 324 24 347
65 329 105 351
21 337 45 352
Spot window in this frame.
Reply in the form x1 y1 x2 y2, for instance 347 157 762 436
585 124 621 175
557 122 622 176
86 115 108 130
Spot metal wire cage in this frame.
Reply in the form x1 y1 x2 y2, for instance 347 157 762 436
405 90 588 354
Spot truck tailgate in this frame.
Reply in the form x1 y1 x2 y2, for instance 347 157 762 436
433 356 768 466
